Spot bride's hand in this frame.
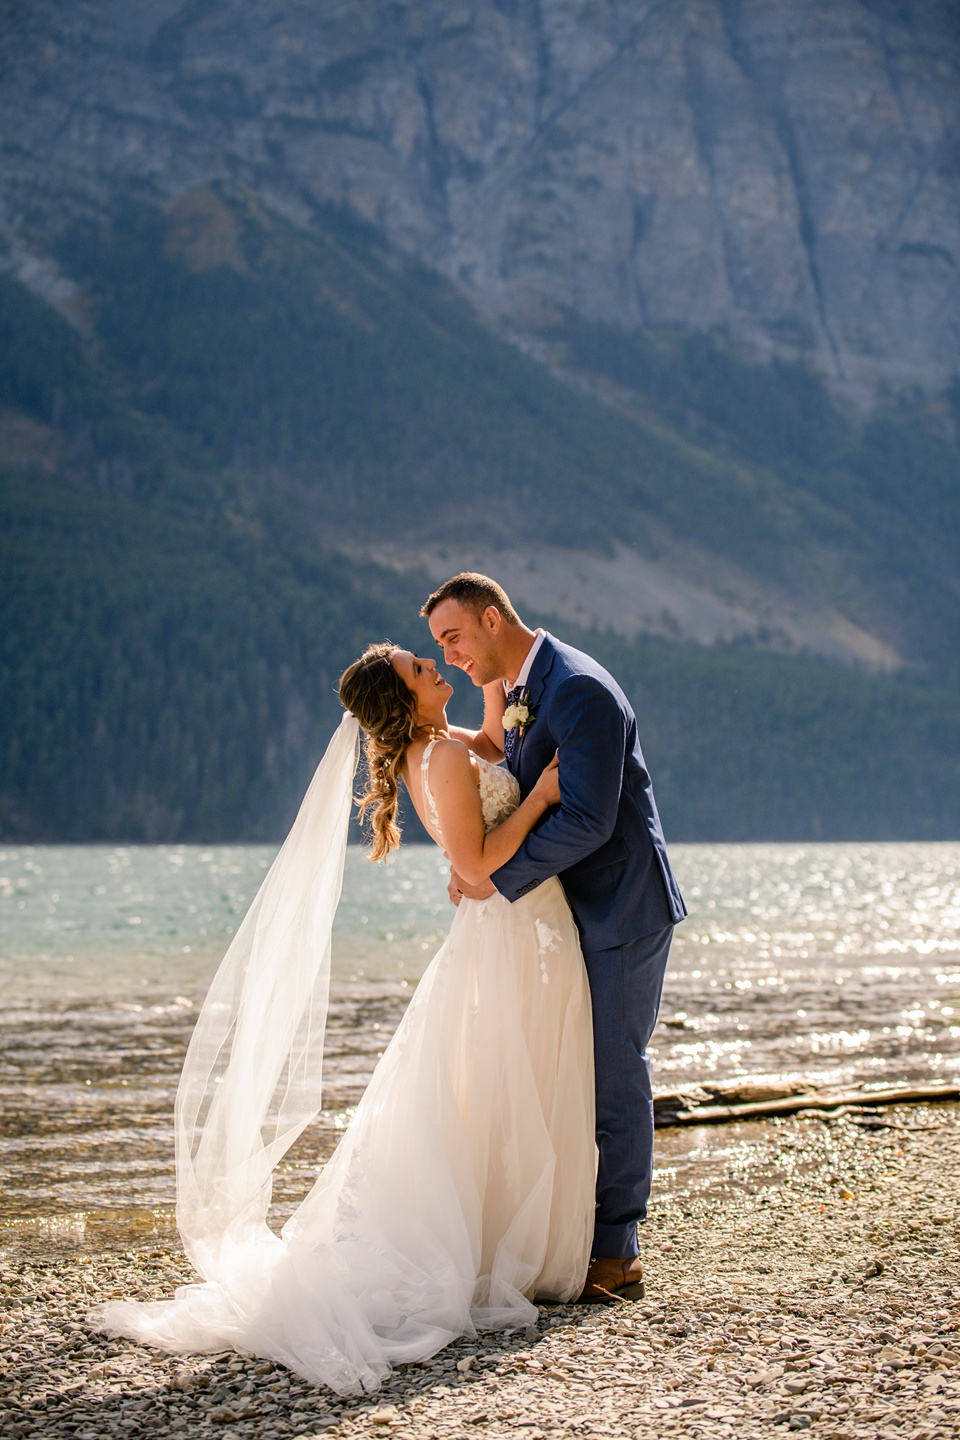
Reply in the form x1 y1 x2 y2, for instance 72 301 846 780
450 866 496 901
532 753 560 808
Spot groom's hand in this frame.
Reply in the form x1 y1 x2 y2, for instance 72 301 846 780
448 867 496 903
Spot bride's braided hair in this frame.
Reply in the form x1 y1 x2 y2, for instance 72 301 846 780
338 642 421 861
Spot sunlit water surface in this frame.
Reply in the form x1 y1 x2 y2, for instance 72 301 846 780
2 842 958 1249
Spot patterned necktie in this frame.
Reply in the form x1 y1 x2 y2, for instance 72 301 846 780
503 685 523 764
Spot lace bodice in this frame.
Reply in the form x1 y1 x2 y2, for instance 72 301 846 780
420 739 520 846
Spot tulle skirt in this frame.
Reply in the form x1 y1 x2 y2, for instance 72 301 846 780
90 877 595 1394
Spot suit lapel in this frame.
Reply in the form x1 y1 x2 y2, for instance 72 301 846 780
511 634 556 777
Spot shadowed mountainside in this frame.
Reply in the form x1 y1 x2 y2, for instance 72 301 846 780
1 193 958 841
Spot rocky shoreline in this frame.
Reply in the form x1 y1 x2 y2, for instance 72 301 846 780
3 1103 959 1439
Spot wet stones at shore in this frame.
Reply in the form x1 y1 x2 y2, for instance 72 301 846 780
3 1105 960 1440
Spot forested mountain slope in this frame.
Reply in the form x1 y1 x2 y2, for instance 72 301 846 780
1 193 958 840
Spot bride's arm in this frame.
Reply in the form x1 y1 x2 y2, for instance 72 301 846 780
446 682 506 762
427 739 556 886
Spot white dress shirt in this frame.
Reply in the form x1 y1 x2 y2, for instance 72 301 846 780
508 629 545 693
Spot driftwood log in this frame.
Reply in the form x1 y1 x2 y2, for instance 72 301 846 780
652 1079 960 1127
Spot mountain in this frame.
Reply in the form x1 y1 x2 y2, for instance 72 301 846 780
1 0 958 406
0 3 958 842
1 192 958 842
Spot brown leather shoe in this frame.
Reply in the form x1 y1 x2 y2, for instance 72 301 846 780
578 1255 645 1303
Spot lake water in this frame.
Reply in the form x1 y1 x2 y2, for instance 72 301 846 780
2 842 959 1251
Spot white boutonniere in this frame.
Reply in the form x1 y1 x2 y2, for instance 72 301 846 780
503 690 537 734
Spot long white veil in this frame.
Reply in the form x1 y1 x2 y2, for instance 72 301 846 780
174 710 360 1278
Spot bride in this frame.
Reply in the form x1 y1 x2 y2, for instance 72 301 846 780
90 641 595 1395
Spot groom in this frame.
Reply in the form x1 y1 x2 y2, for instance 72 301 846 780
423 573 686 1302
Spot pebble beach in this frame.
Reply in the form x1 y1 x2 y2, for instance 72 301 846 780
4 1102 959 1440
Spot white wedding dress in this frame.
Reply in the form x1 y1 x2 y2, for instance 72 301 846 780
91 722 595 1395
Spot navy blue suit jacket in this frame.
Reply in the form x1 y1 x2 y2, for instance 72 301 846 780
492 634 686 950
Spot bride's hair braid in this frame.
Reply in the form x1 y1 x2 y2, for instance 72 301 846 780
338 642 421 861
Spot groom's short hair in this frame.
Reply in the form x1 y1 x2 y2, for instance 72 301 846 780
421 573 521 625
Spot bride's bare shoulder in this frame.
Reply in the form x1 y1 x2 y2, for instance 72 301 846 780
423 735 469 764
403 734 468 780
415 735 476 778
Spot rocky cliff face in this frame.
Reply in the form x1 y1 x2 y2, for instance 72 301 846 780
1 0 958 403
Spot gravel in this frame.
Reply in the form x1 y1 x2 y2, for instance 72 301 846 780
3 1103 959 1439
